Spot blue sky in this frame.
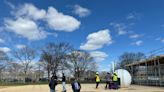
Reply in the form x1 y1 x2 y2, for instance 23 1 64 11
0 0 164 71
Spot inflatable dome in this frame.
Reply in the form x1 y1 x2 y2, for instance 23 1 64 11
115 69 132 88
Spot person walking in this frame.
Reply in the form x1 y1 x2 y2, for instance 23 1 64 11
71 77 81 92
62 73 66 92
112 73 118 89
49 76 58 92
95 72 100 89
105 72 112 89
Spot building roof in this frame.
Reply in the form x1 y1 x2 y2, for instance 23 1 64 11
125 55 164 67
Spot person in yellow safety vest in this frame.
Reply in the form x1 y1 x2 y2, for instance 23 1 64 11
112 73 118 89
95 72 100 88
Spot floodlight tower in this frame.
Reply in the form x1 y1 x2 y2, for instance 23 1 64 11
112 61 115 73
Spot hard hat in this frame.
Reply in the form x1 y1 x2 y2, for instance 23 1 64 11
96 72 99 74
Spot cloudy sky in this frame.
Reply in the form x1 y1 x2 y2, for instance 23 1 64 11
0 0 164 71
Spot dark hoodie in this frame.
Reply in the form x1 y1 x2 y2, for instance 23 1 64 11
49 78 57 90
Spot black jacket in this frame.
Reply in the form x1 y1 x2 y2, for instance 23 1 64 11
62 76 66 82
49 80 57 90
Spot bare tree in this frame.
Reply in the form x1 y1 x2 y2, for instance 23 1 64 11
99 71 108 81
40 52 53 80
0 51 8 80
28 62 45 81
7 60 22 79
40 42 73 79
118 52 146 74
12 47 36 83
68 50 94 79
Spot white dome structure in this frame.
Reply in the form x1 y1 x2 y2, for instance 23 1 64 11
115 69 132 88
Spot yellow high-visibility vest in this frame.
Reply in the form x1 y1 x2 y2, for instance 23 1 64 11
113 75 118 81
96 75 100 82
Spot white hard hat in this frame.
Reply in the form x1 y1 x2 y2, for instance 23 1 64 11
96 72 99 74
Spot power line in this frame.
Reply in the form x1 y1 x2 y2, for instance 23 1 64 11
146 46 164 56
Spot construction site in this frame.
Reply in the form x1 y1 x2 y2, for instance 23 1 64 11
126 55 164 86
1 0 164 92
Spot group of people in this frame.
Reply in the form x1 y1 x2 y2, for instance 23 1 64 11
49 72 119 92
95 72 119 90
49 73 81 92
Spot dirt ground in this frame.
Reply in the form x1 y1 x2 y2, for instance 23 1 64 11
0 84 163 92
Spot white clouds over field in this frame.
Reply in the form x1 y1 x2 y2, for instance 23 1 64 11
80 29 112 50
4 3 81 40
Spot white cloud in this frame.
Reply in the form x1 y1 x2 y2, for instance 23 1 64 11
118 30 127 35
155 37 164 43
16 3 46 20
16 44 26 49
0 47 11 52
161 38 164 43
0 27 3 32
155 37 161 41
126 12 141 20
0 38 5 43
131 40 143 46
126 14 135 20
3 3 80 40
161 24 164 28
17 3 81 32
46 7 81 32
80 29 112 50
73 5 91 17
90 51 108 62
5 18 47 40
110 23 127 35
5 1 15 9
129 34 142 39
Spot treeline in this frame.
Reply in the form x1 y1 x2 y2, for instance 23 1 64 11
0 42 97 83
0 42 147 84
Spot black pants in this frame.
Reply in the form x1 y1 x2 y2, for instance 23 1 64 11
105 81 111 89
73 89 80 92
96 82 100 88
113 81 118 89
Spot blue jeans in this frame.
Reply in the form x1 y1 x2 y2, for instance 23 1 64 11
50 89 55 92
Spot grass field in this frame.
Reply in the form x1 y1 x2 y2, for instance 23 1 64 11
0 84 164 92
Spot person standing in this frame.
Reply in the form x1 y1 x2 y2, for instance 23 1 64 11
95 72 100 89
71 77 81 92
105 72 112 89
113 73 118 89
62 73 66 92
49 76 58 92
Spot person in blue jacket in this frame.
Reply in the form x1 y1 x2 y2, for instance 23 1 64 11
71 77 81 92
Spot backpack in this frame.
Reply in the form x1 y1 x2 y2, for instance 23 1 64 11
74 81 80 90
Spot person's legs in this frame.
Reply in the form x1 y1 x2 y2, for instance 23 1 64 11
116 81 118 89
77 89 80 92
107 81 110 89
114 81 118 89
62 82 66 91
108 81 111 89
72 90 75 92
105 81 108 89
50 89 55 92
73 90 79 92
96 82 99 88
96 82 98 88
